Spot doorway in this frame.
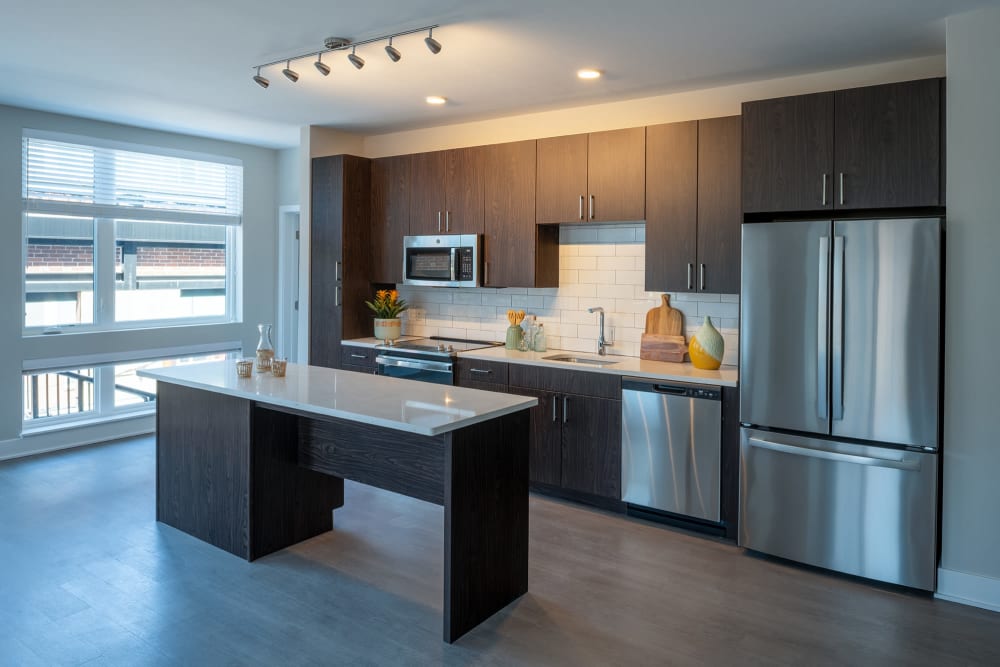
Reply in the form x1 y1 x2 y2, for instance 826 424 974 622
276 206 300 362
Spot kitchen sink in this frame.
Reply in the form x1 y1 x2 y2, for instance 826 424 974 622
543 354 619 366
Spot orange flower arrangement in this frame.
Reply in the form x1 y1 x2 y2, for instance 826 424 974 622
365 289 408 318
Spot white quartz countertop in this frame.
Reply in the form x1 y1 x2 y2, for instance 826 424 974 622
458 347 739 387
139 361 537 437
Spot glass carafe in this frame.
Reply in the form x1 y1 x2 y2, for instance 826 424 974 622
256 323 275 371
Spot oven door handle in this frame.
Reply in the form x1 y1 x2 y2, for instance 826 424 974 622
375 356 454 374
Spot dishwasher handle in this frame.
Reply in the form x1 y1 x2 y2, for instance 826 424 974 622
622 377 721 400
651 385 688 395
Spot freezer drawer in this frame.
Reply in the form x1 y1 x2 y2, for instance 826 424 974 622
739 428 938 590
622 378 721 522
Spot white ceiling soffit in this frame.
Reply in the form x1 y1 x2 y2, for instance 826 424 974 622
0 0 988 148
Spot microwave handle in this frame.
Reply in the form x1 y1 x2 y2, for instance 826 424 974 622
450 247 457 281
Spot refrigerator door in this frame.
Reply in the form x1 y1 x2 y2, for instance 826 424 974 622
739 428 938 590
831 218 941 449
740 220 832 434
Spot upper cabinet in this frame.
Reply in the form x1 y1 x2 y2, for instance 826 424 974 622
409 147 484 235
483 140 559 288
645 116 742 294
371 155 410 284
743 78 944 214
833 78 943 210
536 128 645 224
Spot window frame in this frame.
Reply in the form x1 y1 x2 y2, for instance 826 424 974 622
21 131 243 336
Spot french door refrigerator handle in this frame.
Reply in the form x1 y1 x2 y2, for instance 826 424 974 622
832 235 845 421
817 236 829 421
746 437 920 471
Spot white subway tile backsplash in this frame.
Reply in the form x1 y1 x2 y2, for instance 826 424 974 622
396 235 739 364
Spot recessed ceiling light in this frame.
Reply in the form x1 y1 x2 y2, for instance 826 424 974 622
577 69 602 80
426 96 447 105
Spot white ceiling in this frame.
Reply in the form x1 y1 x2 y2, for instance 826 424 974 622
0 1 987 148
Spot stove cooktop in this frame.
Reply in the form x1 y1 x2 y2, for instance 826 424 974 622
378 336 502 356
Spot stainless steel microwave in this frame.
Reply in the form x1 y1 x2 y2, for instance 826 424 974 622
402 234 481 287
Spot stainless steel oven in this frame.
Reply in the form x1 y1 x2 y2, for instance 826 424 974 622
374 337 501 385
403 234 481 287
375 354 454 385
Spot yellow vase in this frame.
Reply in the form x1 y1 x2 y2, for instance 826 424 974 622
688 316 724 370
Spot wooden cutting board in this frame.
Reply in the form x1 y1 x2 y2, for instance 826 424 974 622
644 294 683 336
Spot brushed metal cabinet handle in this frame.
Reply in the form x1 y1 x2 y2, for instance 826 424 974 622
563 396 568 423
350 353 367 359
446 210 450 232
822 173 828 206
437 211 442 232
334 285 341 307
589 194 595 220
579 195 584 220
552 396 558 422
485 261 490 286
469 368 492 375
687 263 693 290
839 173 845 206
699 263 706 291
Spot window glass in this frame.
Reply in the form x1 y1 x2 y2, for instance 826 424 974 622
24 214 95 328
114 221 228 322
22 368 95 421
113 352 229 408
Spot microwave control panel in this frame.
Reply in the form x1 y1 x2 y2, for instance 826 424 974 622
458 247 475 280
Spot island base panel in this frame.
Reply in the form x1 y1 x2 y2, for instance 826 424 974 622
444 410 530 643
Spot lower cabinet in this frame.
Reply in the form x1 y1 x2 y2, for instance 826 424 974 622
559 393 622 498
339 345 376 373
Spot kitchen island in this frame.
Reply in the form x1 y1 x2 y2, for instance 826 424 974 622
138 361 537 643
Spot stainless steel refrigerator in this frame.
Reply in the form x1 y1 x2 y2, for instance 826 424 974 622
739 217 942 591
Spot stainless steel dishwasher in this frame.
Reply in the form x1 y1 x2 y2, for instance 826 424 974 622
621 377 722 522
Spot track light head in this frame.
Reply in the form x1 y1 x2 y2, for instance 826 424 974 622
348 46 365 70
314 53 331 76
424 28 442 54
282 60 299 82
385 37 402 63
252 67 269 89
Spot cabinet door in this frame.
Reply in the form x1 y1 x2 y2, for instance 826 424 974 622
445 146 485 234
587 127 645 222
536 134 588 224
834 79 943 209
409 150 448 235
697 116 742 294
561 395 622 499
511 387 562 486
371 155 409 283
742 92 835 213
484 141 556 287
309 157 344 369
645 121 698 292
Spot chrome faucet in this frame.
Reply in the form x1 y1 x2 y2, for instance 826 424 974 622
587 306 614 356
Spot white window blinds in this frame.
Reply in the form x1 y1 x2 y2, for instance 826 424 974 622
22 132 243 225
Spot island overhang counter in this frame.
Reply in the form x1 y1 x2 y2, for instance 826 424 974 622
138 361 537 643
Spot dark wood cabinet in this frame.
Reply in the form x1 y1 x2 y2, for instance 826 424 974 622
409 150 448 235
645 121 698 292
743 78 944 214
509 365 621 498
371 155 410 284
310 155 372 370
484 140 559 288
536 129 645 224
696 115 742 294
536 134 588 224
742 91 835 214
560 394 622 498
834 78 943 209
587 127 645 222
409 148 484 235
340 345 376 374
645 117 741 294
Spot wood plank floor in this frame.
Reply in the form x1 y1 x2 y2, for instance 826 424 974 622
0 436 997 666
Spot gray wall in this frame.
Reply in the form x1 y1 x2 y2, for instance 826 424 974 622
0 104 279 444
277 147 299 206
942 7 1000 580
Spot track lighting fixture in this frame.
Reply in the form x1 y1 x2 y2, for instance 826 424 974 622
314 52 331 76
424 27 442 54
252 67 269 89
385 37 402 62
348 46 365 70
250 24 441 89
